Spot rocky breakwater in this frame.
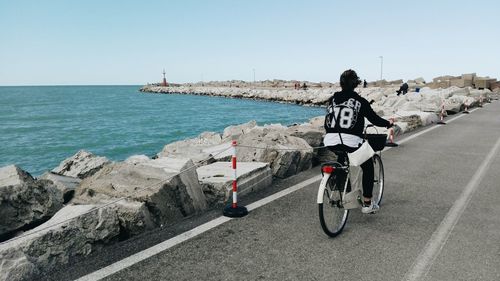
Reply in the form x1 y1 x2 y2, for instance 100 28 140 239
140 84 334 106
140 80 493 115
0 149 211 280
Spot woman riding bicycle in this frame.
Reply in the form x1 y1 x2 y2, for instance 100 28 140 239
324 69 393 213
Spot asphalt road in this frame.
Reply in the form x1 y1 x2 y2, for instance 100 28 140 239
44 100 500 281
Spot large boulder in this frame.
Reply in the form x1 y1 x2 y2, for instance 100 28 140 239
308 116 325 128
0 165 63 237
222 120 257 140
443 97 462 114
39 172 81 204
52 150 110 179
157 132 223 163
0 165 32 187
236 129 313 178
395 111 439 126
113 200 155 238
286 124 325 165
286 124 324 148
0 204 120 281
197 162 272 206
74 158 207 230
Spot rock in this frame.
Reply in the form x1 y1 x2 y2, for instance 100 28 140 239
74 158 207 230
237 129 313 178
0 165 33 187
139 157 208 212
157 132 223 163
0 204 120 281
201 142 233 162
197 162 272 206
51 150 110 179
308 116 325 128
315 147 338 165
286 124 325 165
443 98 462 114
222 120 257 140
394 114 423 131
395 111 439 126
39 172 81 204
124 155 150 165
113 200 155 238
286 124 324 148
0 165 63 237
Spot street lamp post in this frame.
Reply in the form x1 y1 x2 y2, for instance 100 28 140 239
378 56 383 80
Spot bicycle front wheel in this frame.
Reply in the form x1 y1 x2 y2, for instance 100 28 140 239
318 176 349 237
372 154 385 206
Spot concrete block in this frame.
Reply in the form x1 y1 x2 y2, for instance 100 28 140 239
474 78 493 89
490 81 500 90
197 162 272 205
461 73 476 80
450 79 473 88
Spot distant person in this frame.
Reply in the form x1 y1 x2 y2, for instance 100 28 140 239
363 79 367 88
302 82 307 90
396 82 409 96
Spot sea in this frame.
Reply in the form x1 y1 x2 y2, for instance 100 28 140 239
0 86 325 176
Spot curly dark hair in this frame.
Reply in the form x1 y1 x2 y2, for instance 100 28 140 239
340 69 361 91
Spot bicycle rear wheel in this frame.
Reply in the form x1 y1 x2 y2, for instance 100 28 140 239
318 175 349 237
372 154 384 206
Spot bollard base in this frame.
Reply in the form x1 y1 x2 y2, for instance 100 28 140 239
223 204 248 218
437 121 446 125
385 142 399 147
462 111 469 114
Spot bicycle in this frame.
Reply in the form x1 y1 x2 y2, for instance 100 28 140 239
317 126 386 237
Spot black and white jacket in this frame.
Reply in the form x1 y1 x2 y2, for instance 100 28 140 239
324 90 390 138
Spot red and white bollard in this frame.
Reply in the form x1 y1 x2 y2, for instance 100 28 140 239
478 95 483 107
385 117 398 147
463 103 470 114
437 99 446 125
223 140 248 218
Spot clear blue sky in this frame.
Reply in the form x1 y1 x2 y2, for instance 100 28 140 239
1 0 498 85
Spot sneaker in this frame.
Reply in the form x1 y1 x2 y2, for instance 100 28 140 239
361 202 380 214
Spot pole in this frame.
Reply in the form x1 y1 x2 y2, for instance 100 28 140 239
253 68 255 83
223 140 248 218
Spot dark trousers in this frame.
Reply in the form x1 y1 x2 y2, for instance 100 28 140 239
328 144 374 198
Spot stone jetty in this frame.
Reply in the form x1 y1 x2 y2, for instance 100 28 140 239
1 73 499 280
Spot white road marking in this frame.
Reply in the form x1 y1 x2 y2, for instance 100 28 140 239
402 135 500 281
76 107 484 281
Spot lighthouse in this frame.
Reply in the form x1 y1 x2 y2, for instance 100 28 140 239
161 69 168 87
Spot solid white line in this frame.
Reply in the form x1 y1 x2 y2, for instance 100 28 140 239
77 107 482 281
402 135 500 281
75 216 232 281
